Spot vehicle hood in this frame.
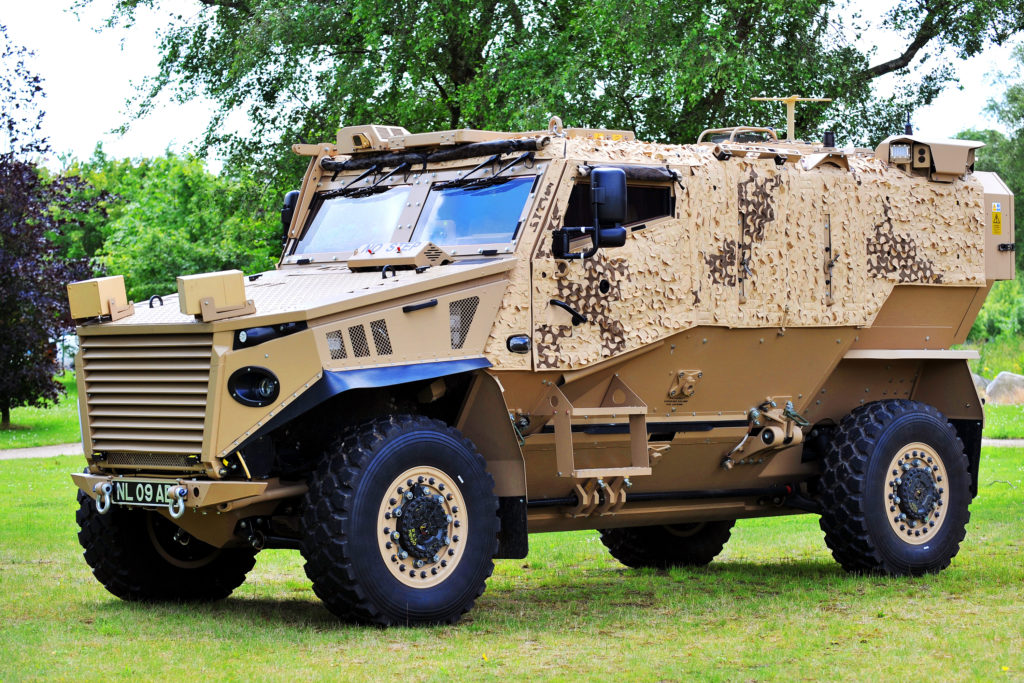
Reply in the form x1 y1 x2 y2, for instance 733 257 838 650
77 258 515 334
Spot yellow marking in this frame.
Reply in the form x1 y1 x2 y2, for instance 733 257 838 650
612 134 623 141
992 210 1003 236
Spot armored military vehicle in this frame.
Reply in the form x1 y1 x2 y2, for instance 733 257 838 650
68 115 1014 625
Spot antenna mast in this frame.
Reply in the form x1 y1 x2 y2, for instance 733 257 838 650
750 95 832 141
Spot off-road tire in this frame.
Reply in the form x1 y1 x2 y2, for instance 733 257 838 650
76 489 257 601
300 415 499 626
818 400 971 575
599 520 736 568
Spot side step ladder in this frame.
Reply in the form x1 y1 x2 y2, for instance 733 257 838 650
533 375 653 479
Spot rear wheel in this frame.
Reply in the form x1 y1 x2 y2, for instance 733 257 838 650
76 490 257 601
599 520 735 568
818 400 971 575
300 415 499 625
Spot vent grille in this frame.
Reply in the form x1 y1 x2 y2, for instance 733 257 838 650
370 319 393 355
349 325 370 357
425 245 444 262
449 297 479 350
81 334 212 465
327 330 348 359
103 452 202 471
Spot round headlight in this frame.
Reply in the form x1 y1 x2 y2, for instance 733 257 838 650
228 366 280 407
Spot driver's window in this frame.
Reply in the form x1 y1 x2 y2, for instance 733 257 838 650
563 183 672 227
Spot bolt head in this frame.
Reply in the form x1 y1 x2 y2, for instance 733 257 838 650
448 549 455 556
432 554 440 562
451 505 459 513
393 507 402 517
418 476 425 483
405 491 413 499
414 559 424 568
902 463 911 471
398 550 408 559
453 535 460 542
441 560 448 567
431 568 438 575
422 486 430 495
446 515 453 523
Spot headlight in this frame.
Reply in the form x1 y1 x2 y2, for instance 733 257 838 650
228 366 280 407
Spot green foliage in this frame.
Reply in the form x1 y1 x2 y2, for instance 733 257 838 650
966 333 1024 378
959 46 1024 270
89 0 1024 195
969 273 1024 341
62 150 280 301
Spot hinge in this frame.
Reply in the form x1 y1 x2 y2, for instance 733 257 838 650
998 243 1016 252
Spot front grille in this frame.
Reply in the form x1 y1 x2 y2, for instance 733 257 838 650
102 452 201 472
81 334 212 465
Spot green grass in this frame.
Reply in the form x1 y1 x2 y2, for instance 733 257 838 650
1 452 1022 681
0 373 80 450
983 404 1024 439
966 335 1024 379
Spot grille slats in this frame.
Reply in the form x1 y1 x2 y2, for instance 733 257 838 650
82 334 212 462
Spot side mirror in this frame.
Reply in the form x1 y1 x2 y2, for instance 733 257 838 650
280 190 300 239
551 167 628 259
591 167 626 226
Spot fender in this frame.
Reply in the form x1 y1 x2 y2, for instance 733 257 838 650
237 358 491 451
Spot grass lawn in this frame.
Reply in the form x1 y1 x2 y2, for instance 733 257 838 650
0 373 80 450
1 451 1021 681
983 404 1024 439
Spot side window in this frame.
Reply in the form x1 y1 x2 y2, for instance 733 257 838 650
563 183 672 227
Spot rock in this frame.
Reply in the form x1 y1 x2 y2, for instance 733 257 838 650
971 373 989 400
985 372 1024 405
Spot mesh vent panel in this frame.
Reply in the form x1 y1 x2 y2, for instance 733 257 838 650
449 297 479 350
103 452 201 471
370 320 393 355
327 330 348 359
349 325 370 357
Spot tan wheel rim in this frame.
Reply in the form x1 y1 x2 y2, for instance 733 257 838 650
376 466 468 588
883 442 949 545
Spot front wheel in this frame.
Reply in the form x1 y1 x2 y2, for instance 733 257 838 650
300 415 499 625
76 490 257 601
818 400 972 575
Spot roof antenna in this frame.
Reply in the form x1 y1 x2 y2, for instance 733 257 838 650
904 114 913 136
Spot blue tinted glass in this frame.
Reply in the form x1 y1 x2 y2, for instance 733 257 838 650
295 186 411 255
413 176 533 245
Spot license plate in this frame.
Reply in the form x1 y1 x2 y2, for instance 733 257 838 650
111 479 175 507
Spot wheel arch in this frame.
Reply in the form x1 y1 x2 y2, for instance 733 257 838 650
910 359 983 498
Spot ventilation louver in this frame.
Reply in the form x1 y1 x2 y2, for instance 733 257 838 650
449 297 479 349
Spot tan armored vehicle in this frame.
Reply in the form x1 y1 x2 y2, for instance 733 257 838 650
68 115 1014 625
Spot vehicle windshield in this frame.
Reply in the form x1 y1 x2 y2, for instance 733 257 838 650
294 186 411 255
412 176 533 246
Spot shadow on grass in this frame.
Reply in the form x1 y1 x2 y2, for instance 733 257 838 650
82 558 938 632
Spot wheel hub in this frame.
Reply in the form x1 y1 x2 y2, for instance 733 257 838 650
376 466 466 588
396 493 448 559
896 467 937 520
884 443 948 545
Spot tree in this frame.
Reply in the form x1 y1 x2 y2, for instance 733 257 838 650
959 45 1024 270
0 25 92 428
93 0 1024 195
87 152 279 301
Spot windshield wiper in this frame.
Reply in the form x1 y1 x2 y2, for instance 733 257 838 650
460 151 534 190
434 154 502 189
321 165 380 199
347 162 411 198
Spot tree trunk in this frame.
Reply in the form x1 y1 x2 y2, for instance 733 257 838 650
1 405 10 429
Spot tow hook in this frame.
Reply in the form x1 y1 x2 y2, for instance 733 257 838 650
93 482 113 515
168 485 189 519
